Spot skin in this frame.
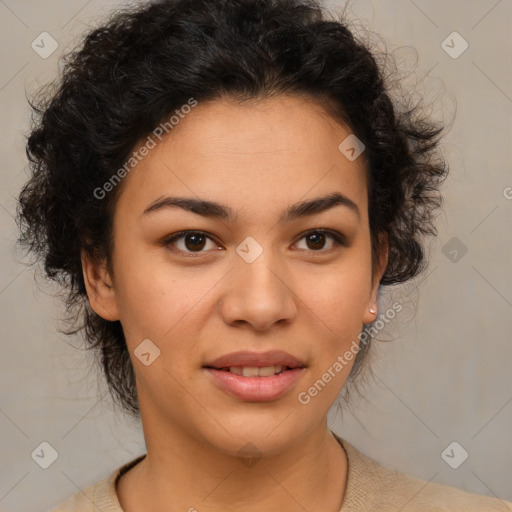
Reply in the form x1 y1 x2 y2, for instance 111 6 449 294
82 94 388 512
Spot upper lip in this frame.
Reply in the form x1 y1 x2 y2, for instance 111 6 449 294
204 350 306 369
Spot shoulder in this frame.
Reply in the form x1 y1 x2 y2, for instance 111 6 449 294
48 455 146 512
333 433 512 512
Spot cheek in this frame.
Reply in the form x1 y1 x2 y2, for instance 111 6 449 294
110 246 172 337
304 255 372 322
307 280 368 356
112 252 221 345
296 258 373 387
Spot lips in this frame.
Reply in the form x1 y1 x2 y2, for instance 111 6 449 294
203 350 306 370
203 350 307 401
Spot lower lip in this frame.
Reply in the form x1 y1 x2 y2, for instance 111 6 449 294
204 368 305 402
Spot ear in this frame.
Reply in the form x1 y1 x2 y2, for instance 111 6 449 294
81 250 120 321
362 232 389 325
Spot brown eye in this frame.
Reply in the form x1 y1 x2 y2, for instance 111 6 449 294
294 229 346 252
182 233 207 251
163 231 219 253
305 232 327 250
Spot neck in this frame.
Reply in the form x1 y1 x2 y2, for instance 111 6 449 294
117 421 347 512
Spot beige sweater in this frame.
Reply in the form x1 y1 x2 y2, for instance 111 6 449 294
49 432 512 511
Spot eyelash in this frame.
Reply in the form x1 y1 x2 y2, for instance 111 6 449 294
162 229 347 256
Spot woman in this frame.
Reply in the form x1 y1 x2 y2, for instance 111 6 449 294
17 0 511 510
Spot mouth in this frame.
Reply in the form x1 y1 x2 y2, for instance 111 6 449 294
203 349 306 372
205 364 294 377
202 350 307 402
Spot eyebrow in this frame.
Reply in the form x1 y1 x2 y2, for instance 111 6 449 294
142 191 360 223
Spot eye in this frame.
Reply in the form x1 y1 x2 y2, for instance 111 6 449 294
162 231 221 254
162 228 347 256
293 229 347 252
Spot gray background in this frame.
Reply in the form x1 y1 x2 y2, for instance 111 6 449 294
0 0 511 510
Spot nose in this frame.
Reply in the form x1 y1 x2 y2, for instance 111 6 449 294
219 251 298 332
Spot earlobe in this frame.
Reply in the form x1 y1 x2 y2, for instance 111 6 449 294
363 304 378 326
81 251 120 321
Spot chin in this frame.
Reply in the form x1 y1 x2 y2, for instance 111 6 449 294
194 413 311 458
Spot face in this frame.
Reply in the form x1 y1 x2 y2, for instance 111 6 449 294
84 94 387 457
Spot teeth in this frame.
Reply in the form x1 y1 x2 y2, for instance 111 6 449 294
242 367 260 377
228 365 285 377
258 365 280 377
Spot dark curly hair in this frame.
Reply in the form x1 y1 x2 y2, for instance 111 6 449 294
17 0 448 418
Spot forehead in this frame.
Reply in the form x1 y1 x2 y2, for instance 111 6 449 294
115 94 368 222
